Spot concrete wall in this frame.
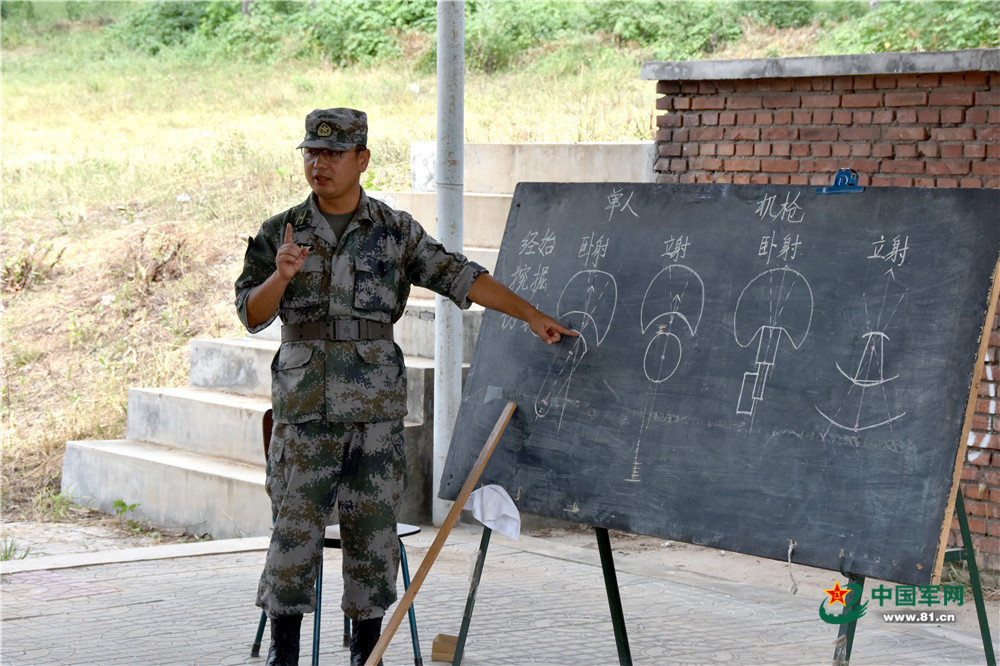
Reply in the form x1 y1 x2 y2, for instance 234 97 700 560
642 48 1000 570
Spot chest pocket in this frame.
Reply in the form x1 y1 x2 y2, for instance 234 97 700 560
283 253 325 308
354 254 400 314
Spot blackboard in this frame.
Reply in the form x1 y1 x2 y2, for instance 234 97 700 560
440 183 1000 585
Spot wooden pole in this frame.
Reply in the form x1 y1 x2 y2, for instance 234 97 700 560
365 401 517 666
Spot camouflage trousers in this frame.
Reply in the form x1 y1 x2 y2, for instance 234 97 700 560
256 419 407 621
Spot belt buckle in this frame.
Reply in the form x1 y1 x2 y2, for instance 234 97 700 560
335 320 360 340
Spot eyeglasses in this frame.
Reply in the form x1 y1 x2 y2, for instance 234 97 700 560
301 147 358 163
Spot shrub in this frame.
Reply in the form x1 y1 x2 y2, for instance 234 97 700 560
104 0 206 55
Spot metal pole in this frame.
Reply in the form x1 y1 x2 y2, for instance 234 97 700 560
433 0 464 525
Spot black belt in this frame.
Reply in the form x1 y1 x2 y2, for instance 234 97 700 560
281 320 394 342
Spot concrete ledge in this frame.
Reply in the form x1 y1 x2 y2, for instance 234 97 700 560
641 47 1000 81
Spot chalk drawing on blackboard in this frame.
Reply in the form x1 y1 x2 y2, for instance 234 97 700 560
627 265 706 483
534 270 617 427
816 270 907 434
734 266 814 425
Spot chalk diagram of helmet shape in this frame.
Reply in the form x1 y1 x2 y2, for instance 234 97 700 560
626 264 705 483
815 270 906 435
734 267 814 421
534 270 617 428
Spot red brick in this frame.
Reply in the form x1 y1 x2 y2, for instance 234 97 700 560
926 160 970 176
813 110 833 124
762 127 798 141
802 94 840 108
812 144 832 157
937 177 960 188
851 143 872 157
762 93 801 109
691 157 723 171
917 143 939 158
891 175 914 186
774 111 793 124
669 158 687 171
725 158 761 172
832 144 850 158
793 111 812 124
978 127 1000 141
886 91 928 107
801 158 839 173
772 143 791 157
733 174 752 184
683 113 701 127
690 127 723 141
659 143 682 157
932 127 976 141
682 143 698 157
698 81 718 94
854 110 873 124
701 112 719 126
842 92 883 108
941 73 965 87
654 157 672 172
915 177 936 188
735 143 755 157
719 112 736 125
658 113 682 128
941 108 966 124
728 95 762 109
845 159 879 173
854 75 876 90
800 127 837 141
872 144 894 158
882 160 925 174
875 74 898 89
973 162 1000 177
700 143 717 156
673 129 689 143
941 144 964 159
736 112 756 125
895 144 917 158
833 77 854 91
885 127 929 141
790 174 809 185
772 174 791 184
717 143 735 157
917 109 941 124
750 174 770 184
791 143 810 157
965 144 987 159
965 71 990 86
725 127 760 141
692 96 725 110
674 97 692 110
897 74 919 88
916 73 940 87
754 143 772 157
755 111 773 124
658 81 681 94
929 91 975 106
896 109 918 124
655 128 672 142
677 173 696 184
833 110 853 124
873 110 895 124
966 108 988 124
840 127 879 141
657 97 673 111
680 82 699 94
975 90 1000 106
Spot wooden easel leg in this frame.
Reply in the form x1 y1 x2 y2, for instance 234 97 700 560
831 573 865 666
955 490 997 666
595 527 632 666
451 526 493 666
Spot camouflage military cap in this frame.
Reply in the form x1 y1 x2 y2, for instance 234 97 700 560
297 108 368 151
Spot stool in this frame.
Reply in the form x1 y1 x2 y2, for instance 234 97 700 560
251 523 424 665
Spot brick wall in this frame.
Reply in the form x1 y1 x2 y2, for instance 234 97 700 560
644 49 1000 570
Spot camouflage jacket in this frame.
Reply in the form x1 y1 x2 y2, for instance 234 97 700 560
235 190 486 424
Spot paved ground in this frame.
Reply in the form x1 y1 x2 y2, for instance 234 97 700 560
1 522 996 665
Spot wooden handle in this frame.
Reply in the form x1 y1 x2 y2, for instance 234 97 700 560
365 401 517 666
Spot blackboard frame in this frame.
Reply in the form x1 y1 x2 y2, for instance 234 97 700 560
441 183 1000 585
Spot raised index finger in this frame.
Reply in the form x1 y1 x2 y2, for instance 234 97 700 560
284 223 295 247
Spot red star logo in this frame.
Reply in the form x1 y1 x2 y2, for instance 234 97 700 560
824 581 851 607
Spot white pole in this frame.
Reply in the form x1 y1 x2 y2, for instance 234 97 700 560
433 0 464 525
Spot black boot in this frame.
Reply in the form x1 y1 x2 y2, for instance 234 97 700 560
350 616 384 666
265 614 302 666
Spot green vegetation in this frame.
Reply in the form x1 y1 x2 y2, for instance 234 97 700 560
1 1 996 529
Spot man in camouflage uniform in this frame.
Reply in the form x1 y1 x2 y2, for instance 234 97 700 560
235 108 575 666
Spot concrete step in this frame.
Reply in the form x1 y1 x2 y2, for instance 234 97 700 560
63 415 434 541
246 298 483 365
409 141 657 194
61 438 271 539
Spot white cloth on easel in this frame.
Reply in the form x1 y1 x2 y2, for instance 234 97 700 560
463 484 521 540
